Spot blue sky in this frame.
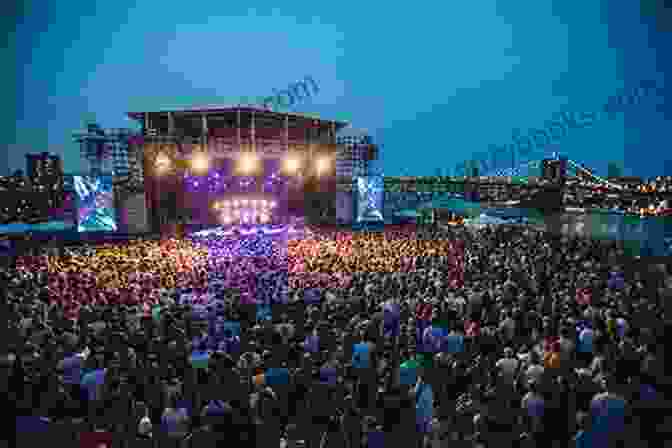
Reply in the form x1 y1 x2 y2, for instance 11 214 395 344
5 0 672 178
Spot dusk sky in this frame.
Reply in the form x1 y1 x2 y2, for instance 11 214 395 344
5 1 672 178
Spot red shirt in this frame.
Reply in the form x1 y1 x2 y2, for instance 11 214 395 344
79 431 113 448
465 320 481 337
416 303 433 322
544 336 560 353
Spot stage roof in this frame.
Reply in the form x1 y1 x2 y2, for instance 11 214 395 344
127 106 349 129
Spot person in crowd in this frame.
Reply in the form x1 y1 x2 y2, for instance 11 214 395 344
4 224 669 447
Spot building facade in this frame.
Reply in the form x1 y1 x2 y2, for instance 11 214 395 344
25 152 64 208
72 123 139 182
335 131 378 179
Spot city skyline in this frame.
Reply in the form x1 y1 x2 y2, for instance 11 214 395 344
6 1 672 180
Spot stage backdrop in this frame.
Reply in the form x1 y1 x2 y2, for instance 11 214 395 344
355 176 384 223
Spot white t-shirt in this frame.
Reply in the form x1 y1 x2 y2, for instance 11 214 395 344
496 357 519 380
525 364 545 384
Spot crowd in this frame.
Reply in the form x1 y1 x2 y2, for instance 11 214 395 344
4 223 671 448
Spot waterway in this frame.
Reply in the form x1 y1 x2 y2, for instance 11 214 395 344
481 206 672 256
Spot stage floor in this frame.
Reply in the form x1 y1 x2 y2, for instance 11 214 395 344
188 219 312 240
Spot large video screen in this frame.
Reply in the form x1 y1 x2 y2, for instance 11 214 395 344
74 175 117 232
356 176 383 223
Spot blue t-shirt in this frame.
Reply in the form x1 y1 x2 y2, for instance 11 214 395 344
304 335 320 353
399 364 417 385
368 430 384 448
319 367 337 385
415 382 433 420
189 351 210 369
162 407 189 433
16 416 50 433
81 368 106 402
383 303 400 337
204 400 229 417
574 430 593 448
265 368 289 386
61 355 84 385
640 384 657 402
304 288 321 304
590 394 626 435
578 329 593 353
217 336 240 354
445 333 464 353
353 343 370 368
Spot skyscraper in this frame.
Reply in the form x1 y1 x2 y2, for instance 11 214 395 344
26 152 63 191
25 152 64 210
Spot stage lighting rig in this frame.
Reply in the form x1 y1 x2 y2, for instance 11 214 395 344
239 153 258 175
315 156 330 177
155 153 172 175
284 155 302 175
191 152 209 174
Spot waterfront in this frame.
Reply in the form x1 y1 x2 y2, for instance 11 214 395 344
481 206 672 256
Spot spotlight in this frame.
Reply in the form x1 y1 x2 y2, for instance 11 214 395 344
270 201 277 208
315 157 329 176
155 153 172 174
234 200 239 207
240 153 258 174
284 157 300 174
191 152 209 174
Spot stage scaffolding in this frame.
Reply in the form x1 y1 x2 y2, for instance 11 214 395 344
336 134 378 180
125 106 349 232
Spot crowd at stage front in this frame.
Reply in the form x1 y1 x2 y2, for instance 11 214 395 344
5 223 670 448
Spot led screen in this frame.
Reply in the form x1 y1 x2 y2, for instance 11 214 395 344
74 175 117 232
356 176 383 223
